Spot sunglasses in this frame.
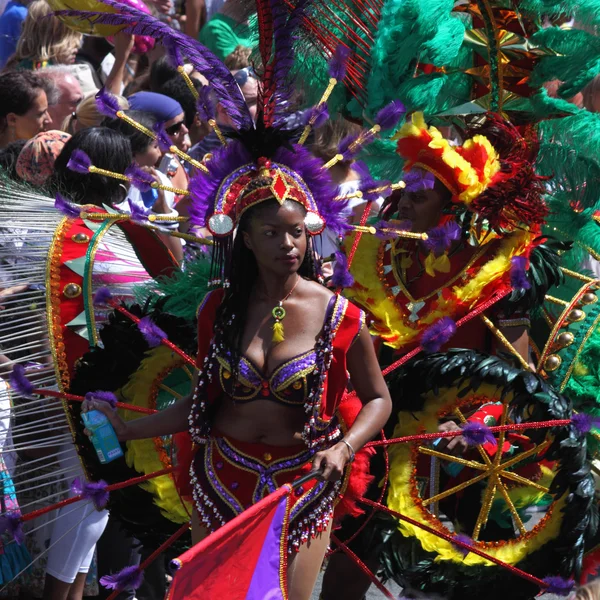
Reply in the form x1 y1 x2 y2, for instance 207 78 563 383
165 120 186 135
234 66 257 88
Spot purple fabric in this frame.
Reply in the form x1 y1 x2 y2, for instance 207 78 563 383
270 352 316 390
128 92 183 121
245 495 288 600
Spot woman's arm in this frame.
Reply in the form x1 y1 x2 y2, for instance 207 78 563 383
83 377 195 441
312 326 392 480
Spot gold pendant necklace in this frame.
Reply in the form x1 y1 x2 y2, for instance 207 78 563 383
270 276 301 344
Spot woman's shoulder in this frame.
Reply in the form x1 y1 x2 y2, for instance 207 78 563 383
301 280 365 324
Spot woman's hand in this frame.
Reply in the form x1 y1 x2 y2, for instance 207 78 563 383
82 398 130 441
311 442 352 482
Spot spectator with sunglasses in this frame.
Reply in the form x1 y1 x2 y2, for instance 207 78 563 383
127 90 190 193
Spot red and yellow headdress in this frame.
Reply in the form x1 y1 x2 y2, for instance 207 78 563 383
393 112 548 233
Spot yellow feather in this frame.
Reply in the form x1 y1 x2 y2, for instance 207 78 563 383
272 321 285 343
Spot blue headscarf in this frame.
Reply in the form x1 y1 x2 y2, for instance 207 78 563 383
127 92 183 122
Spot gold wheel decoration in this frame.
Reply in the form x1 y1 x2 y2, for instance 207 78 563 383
387 381 565 565
119 345 194 524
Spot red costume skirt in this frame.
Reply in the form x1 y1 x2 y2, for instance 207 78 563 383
190 431 346 552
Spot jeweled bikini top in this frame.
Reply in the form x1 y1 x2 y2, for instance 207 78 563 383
214 348 318 406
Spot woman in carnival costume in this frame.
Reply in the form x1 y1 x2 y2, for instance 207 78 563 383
84 130 393 597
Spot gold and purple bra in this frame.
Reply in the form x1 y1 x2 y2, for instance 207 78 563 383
215 349 319 405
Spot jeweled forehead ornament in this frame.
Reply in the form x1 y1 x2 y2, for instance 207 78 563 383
207 157 326 237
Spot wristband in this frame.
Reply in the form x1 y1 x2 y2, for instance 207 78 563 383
340 439 355 463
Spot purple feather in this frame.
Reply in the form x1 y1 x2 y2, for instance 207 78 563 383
100 565 144 592
54 1 252 130
424 221 461 256
328 44 350 81
375 100 406 131
95 87 122 118
55 193 81 219
304 104 329 130
541 576 574 596
153 123 173 152
71 477 110 510
188 140 251 228
572 413 600 434
127 200 150 224
421 317 457 353
125 164 154 193
138 316 167 347
9 364 34 398
510 256 531 290
331 251 354 288
85 390 118 409
461 421 497 447
0 512 23 545
404 168 435 193
93 287 113 306
196 85 217 122
451 533 473 557
67 149 92 174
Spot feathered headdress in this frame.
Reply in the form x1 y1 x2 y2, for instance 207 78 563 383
393 112 548 232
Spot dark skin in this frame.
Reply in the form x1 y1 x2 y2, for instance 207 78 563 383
84 201 392 600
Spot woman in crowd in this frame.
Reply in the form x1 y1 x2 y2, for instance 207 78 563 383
15 129 71 187
127 91 190 192
62 94 129 134
5 0 82 70
0 70 52 148
84 138 392 600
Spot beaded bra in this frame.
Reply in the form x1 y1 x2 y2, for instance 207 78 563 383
215 349 318 406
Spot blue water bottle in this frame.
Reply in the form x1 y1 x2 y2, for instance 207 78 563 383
81 410 124 464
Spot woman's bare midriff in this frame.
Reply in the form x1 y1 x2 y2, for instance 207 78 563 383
211 394 306 445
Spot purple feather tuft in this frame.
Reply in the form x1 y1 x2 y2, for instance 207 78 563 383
95 87 122 118
375 100 406 131
67 149 92 174
0 512 23 544
188 141 251 228
153 123 173 152
331 251 354 288
451 533 474 557
54 193 81 219
404 168 435 193
541 576 574 596
461 421 497 447
328 44 350 81
572 412 600 434
9 364 34 398
421 317 456 353
196 85 217 122
125 164 154 193
100 565 144 592
127 200 150 223
71 477 110 510
85 390 118 409
304 104 329 130
138 316 167 347
510 256 531 291
93 287 113 306
424 221 462 255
